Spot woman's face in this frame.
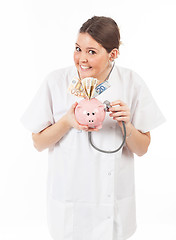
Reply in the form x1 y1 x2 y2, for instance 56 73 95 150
74 33 112 81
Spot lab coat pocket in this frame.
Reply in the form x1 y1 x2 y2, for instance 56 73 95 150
47 196 74 240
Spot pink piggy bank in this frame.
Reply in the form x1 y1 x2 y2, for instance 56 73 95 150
75 98 106 129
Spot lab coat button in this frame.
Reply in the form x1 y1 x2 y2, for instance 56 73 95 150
77 130 82 133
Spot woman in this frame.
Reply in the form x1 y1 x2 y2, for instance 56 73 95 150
21 16 165 240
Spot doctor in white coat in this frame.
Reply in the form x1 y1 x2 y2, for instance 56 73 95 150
21 16 165 240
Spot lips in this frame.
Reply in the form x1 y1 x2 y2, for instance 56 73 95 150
80 65 92 70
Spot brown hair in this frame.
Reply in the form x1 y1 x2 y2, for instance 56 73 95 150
79 16 121 53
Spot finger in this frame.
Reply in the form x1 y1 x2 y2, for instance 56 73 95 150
110 100 126 106
113 116 129 122
72 102 78 109
81 126 89 131
109 106 128 112
87 129 99 132
109 106 121 112
74 119 88 130
77 124 89 131
110 111 128 118
85 127 99 132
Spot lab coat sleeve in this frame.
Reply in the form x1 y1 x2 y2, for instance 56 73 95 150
131 81 166 133
21 77 54 133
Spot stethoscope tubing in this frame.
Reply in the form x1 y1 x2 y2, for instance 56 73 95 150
88 121 126 153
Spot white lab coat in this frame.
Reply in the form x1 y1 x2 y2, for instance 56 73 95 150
21 65 165 240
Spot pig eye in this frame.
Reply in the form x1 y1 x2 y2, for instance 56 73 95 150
87 112 90 116
92 112 95 115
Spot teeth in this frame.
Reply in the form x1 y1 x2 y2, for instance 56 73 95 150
81 65 91 69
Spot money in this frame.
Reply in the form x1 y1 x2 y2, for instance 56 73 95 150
82 77 98 99
68 76 110 99
93 80 111 97
68 77 87 98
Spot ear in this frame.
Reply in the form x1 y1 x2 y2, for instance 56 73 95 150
75 105 82 112
109 48 119 61
98 104 105 112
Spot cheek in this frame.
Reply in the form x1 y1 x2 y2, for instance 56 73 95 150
73 52 79 64
89 58 99 68
99 56 109 66
94 55 108 66
93 59 106 71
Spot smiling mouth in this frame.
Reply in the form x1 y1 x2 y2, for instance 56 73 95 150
80 65 92 70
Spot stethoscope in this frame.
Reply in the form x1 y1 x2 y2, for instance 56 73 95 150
77 61 127 153
88 100 126 153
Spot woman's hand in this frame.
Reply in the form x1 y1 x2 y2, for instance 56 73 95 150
64 102 87 131
65 102 98 132
108 100 151 156
109 100 131 128
32 102 98 152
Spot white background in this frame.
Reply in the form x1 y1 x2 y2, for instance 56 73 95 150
0 0 176 239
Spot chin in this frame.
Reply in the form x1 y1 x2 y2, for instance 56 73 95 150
78 67 95 79
80 74 92 79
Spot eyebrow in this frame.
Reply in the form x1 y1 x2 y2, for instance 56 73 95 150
75 43 98 51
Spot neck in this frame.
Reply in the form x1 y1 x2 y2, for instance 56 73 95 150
98 61 114 85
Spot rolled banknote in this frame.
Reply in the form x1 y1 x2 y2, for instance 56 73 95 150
82 77 98 99
68 77 87 98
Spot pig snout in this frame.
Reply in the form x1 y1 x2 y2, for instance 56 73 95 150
86 111 96 123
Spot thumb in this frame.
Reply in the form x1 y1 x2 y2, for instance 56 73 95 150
71 102 78 110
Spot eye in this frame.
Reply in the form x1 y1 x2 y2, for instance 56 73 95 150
75 46 81 52
92 112 95 115
89 50 96 55
87 112 90 116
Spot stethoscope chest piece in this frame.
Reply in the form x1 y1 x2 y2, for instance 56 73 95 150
75 98 126 153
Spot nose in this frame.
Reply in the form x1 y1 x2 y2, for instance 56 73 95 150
79 52 88 63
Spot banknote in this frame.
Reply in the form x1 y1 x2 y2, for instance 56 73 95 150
82 77 98 99
68 77 110 99
93 80 111 98
68 77 87 98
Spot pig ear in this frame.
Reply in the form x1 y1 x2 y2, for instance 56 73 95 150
75 106 87 115
75 105 82 112
98 104 105 111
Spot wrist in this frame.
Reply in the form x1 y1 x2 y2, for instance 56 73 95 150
61 114 72 130
126 125 133 139
121 122 133 137
125 122 134 139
